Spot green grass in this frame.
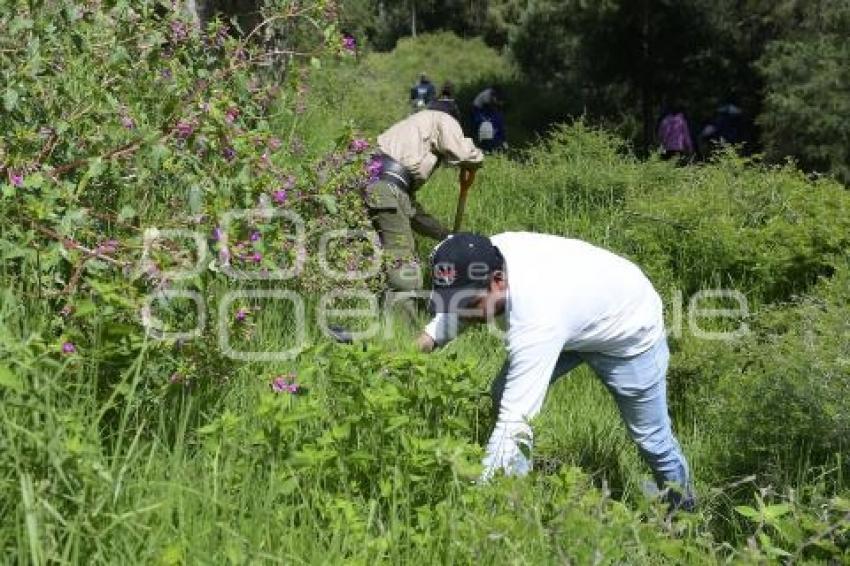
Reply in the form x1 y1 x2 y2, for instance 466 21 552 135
4 34 850 564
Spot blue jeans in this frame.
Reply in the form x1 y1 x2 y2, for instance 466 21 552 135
491 337 693 504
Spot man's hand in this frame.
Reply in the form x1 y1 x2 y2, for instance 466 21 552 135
416 332 436 353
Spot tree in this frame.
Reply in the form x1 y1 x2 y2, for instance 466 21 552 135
510 0 727 151
756 1 850 182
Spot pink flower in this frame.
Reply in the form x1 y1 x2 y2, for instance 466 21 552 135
61 342 76 354
170 20 188 43
350 138 369 153
235 308 249 322
95 239 119 254
175 121 194 138
8 170 23 187
268 137 282 150
249 252 262 263
271 374 299 393
342 34 356 52
272 189 287 205
365 156 382 179
224 106 239 124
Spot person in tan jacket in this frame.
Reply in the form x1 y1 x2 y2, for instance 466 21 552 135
367 109 483 319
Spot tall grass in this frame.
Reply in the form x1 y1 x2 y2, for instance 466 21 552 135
3 34 850 564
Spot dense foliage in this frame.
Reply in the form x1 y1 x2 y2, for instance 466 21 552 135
342 0 850 180
1 7 849 564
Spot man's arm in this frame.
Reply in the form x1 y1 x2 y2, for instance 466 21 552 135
435 113 484 168
481 324 564 481
418 313 463 352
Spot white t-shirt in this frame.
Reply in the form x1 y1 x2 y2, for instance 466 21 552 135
423 232 664 479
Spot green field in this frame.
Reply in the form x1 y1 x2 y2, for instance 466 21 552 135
2 8 850 564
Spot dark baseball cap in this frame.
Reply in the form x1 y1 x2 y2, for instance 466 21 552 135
428 233 504 314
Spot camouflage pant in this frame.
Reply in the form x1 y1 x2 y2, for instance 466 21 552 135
365 180 449 316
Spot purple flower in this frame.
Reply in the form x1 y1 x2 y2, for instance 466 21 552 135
272 189 287 205
212 226 223 241
249 252 262 263
170 20 188 43
8 171 23 187
224 106 239 124
235 308 248 322
271 374 299 394
212 24 229 48
175 121 194 138
366 156 383 179
250 230 261 242
342 34 356 52
350 138 369 153
120 115 136 129
222 146 236 161
218 246 231 265
95 239 119 254
61 342 76 354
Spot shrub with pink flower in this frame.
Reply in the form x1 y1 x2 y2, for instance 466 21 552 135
365 156 383 180
224 106 239 124
174 121 194 138
350 138 369 153
8 170 24 187
270 373 299 393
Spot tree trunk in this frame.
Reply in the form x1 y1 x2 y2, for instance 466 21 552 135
640 0 653 155
411 0 417 37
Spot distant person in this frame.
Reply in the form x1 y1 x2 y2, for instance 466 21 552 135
657 105 694 161
410 72 436 112
427 81 461 123
471 86 507 152
699 100 751 157
367 109 483 318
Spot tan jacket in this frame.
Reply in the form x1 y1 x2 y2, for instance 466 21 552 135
378 110 483 187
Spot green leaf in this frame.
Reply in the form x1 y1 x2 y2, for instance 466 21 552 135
3 88 19 112
734 505 760 520
0 365 23 392
317 194 338 215
118 205 136 221
22 173 44 189
310 57 322 69
763 503 792 521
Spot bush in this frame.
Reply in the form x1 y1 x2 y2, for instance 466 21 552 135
702 263 850 478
